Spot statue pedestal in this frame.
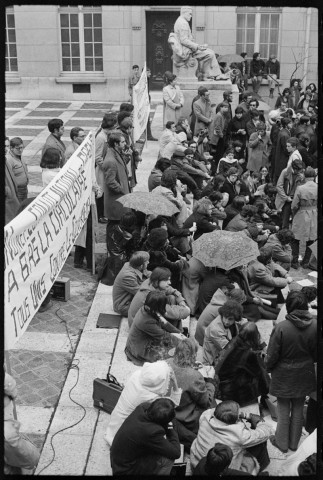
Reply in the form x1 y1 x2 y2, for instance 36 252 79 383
176 77 239 122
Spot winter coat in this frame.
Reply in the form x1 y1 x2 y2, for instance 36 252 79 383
217 157 240 176
163 84 184 125
116 126 139 189
275 165 305 212
249 59 265 77
125 306 178 365
274 127 291 179
264 59 280 76
197 270 233 315
102 146 131 220
95 129 108 190
247 132 271 172
167 358 215 432
265 234 292 270
112 262 150 317
217 336 270 407
171 156 208 179
247 259 288 294
105 362 173 446
183 211 219 240
6 151 29 202
202 314 240 366
42 133 66 167
210 111 225 145
221 179 238 205
266 309 316 398
190 408 274 472
181 257 208 316
195 289 227 346
227 116 248 147
223 204 240 229
5 162 20 225
148 167 162 192
226 213 248 232
193 97 212 136
110 402 181 475
245 120 258 139
127 278 189 328
291 180 317 242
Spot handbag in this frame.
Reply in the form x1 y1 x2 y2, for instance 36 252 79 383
93 373 124 414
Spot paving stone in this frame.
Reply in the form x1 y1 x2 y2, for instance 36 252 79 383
35 433 92 475
14 118 56 126
64 119 101 128
6 101 29 108
71 109 108 118
37 385 61 399
81 102 114 109
6 128 44 137
27 110 65 117
38 101 71 109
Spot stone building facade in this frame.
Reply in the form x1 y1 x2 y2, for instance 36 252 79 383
5 5 318 101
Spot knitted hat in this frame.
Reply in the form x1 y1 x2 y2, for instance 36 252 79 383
147 228 168 250
139 361 171 395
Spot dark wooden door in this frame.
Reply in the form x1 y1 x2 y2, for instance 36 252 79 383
146 10 180 90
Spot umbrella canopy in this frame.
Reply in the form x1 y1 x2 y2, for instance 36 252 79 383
192 230 259 270
116 191 179 216
257 100 271 112
217 54 245 64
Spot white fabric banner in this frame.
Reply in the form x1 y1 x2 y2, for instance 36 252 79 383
133 62 150 142
4 131 94 349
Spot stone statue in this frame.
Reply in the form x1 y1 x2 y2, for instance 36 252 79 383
168 6 226 81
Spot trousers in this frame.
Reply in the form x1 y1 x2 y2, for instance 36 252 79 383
275 397 305 451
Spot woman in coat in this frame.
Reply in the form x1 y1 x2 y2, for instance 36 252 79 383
128 266 190 329
163 72 184 126
266 290 317 453
216 322 268 407
226 107 247 149
125 291 184 366
291 167 317 267
217 148 241 176
167 338 216 450
247 122 271 173
221 167 239 205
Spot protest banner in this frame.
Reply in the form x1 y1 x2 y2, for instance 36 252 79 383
133 62 150 142
4 131 94 349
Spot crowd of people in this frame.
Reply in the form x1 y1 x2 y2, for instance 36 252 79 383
4 63 318 475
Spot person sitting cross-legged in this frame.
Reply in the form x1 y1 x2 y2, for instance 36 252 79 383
112 251 151 317
190 400 274 475
110 398 181 475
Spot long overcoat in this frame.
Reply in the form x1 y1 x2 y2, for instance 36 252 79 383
102 147 130 220
291 180 317 243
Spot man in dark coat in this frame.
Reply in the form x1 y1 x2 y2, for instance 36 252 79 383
110 398 181 475
274 117 293 181
42 118 66 167
102 132 130 221
193 87 213 136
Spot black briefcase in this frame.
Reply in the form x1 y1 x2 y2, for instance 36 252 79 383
93 373 124 414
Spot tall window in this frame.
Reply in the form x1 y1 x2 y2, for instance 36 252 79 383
59 6 103 72
6 9 18 71
236 7 281 59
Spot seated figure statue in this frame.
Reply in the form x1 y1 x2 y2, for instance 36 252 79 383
169 6 228 81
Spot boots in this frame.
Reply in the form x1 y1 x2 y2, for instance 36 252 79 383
291 239 300 269
300 241 314 269
269 88 274 99
146 118 157 141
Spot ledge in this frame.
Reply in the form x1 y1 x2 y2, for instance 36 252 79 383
247 78 283 85
55 76 107 84
5 74 21 84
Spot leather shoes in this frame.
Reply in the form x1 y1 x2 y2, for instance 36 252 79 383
98 217 109 224
147 137 158 141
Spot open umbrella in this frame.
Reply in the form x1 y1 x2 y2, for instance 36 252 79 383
257 100 271 112
217 54 245 64
192 230 259 270
116 191 179 216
